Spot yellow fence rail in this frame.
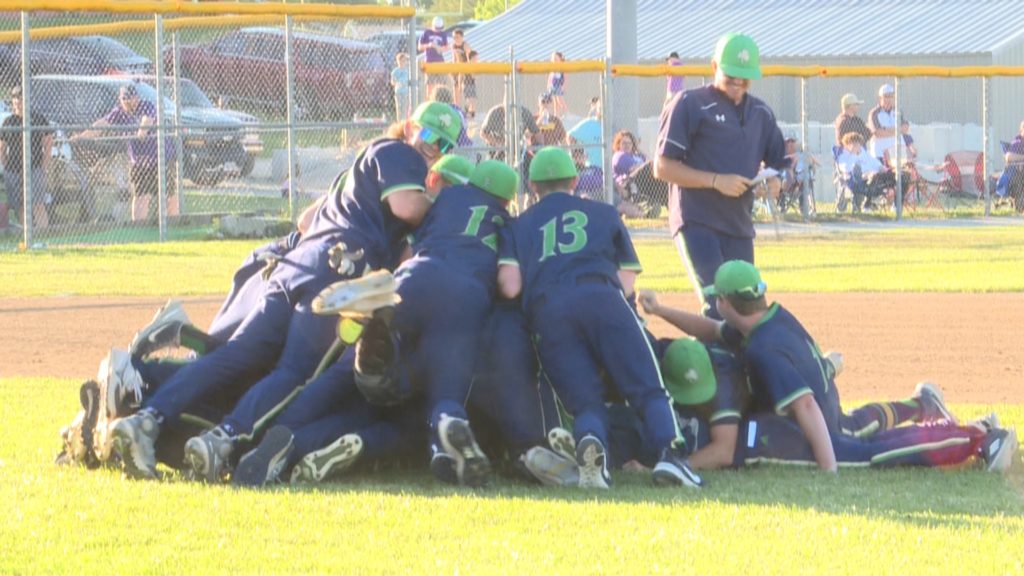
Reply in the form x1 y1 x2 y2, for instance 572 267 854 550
612 64 1024 78
0 0 412 17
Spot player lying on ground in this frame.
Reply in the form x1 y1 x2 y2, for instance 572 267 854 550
629 263 1018 473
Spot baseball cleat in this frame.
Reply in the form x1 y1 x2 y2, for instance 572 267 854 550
438 416 491 488
428 448 458 486
233 425 295 487
914 381 957 424
185 426 234 483
97 348 146 420
576 435 611 489
969 412 1001 435
111 410 160 480
129 300 190 358
312 270 399 316
56 380 103 468
652 445 704 488
981 427 1018 473
291 433 365 484
547 427 576 462
522 446 579 487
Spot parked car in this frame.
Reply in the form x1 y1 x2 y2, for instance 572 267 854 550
367 30 413 68
167 27 389 121
31 75 251 190
0 36 152 88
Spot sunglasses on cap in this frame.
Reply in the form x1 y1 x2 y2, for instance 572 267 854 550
719 281 767 301
418 126 454 154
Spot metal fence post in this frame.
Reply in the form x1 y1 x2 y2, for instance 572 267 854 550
799 77 808 153
408 7 419 112
982 76 991 216
19 11 32 248
893 76 902 221
601 58 613 205
154 14 168 241
509 48 522 208
171 31 185 215
284 15 298 223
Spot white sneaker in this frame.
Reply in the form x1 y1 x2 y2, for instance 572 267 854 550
97 348 145 421
522 446 579 487
129 300 190 358
291 433 365 484
547 427 576 462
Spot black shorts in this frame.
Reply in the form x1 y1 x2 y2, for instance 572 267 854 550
130 160 158 197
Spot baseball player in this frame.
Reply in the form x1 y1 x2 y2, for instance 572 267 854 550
639 261 1019 473
653 33 787 319
110 102 462 481
497 146 701 490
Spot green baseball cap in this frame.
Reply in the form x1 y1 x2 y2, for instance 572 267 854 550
661 338 717 406
470 159 519 201
411 101 462 150
528 146 578 182
431 154 474 185
714 33 762 80
702 260 767 299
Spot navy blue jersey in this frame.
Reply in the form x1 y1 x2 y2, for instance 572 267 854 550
721 303 842 431
302 138 428 269
407 184 509 287
499 191 640 310
656 85 787 238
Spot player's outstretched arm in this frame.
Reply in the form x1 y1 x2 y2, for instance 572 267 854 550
789 394 837 473
638 289 721 342
688 422 739 470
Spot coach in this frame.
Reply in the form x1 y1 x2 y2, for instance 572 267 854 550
653 33 787 319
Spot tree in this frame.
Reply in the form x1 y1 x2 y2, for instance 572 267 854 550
474 0 522 20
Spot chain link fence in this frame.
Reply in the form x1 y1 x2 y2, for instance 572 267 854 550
0 5 415 249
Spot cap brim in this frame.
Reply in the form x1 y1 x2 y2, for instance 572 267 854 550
719 62 761 80
664 372 717 406
702 285 719 297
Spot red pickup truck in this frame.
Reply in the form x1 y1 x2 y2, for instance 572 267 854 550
167 27 389 121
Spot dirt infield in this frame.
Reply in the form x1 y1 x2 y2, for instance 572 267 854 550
2 293 1022 404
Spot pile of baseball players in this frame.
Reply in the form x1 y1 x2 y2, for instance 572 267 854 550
54 34 1018 489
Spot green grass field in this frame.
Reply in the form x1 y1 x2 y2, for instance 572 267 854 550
2 227 1023 574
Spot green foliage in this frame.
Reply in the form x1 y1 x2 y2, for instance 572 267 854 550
474 0 522 20
1 377 1021 574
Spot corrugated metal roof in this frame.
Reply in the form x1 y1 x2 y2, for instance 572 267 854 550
466 0 1024 62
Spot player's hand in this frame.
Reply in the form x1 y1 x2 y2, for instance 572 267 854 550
713 173 752 197
823 350 844 377
638 289 659 314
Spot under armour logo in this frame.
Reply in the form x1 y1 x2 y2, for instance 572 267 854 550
715 114 726 123
737 49 750 63
438 113 452 128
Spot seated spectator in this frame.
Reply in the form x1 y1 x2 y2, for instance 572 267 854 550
533 93 567 147
995 120 1024 202
568 116 602 169
833 93 871 146
837 132 884 206
612 130 647 188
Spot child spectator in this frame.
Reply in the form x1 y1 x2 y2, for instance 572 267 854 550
546 51 567 117
464 50 479 120
665 52 684 101
390 53 410 120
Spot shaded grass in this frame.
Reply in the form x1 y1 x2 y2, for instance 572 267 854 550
0 377 1021 575
3 226 1024 297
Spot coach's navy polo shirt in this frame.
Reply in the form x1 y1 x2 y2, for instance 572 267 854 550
656 85 787 239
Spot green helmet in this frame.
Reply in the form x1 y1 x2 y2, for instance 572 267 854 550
528 146 578 182
702 260 766 300
661 338 717 406
411 101 462 150
714 33 761 80
469 159 519 201
431 154 474 185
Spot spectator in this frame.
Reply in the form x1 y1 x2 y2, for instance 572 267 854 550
612 130 646 187
450 29 471 109
666 52 685 101
868 84 915 164
534 93 567 147
428 85 472 147
833 93 871 146
73 84 175 222
0 85 52 229
463 50 479 120
480 102 538 161
568 116 602 169
390 53 411 120
546 51 567 117
588 96 601 120
995 120 1024 203
419 16 449 94
837 132 883 211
